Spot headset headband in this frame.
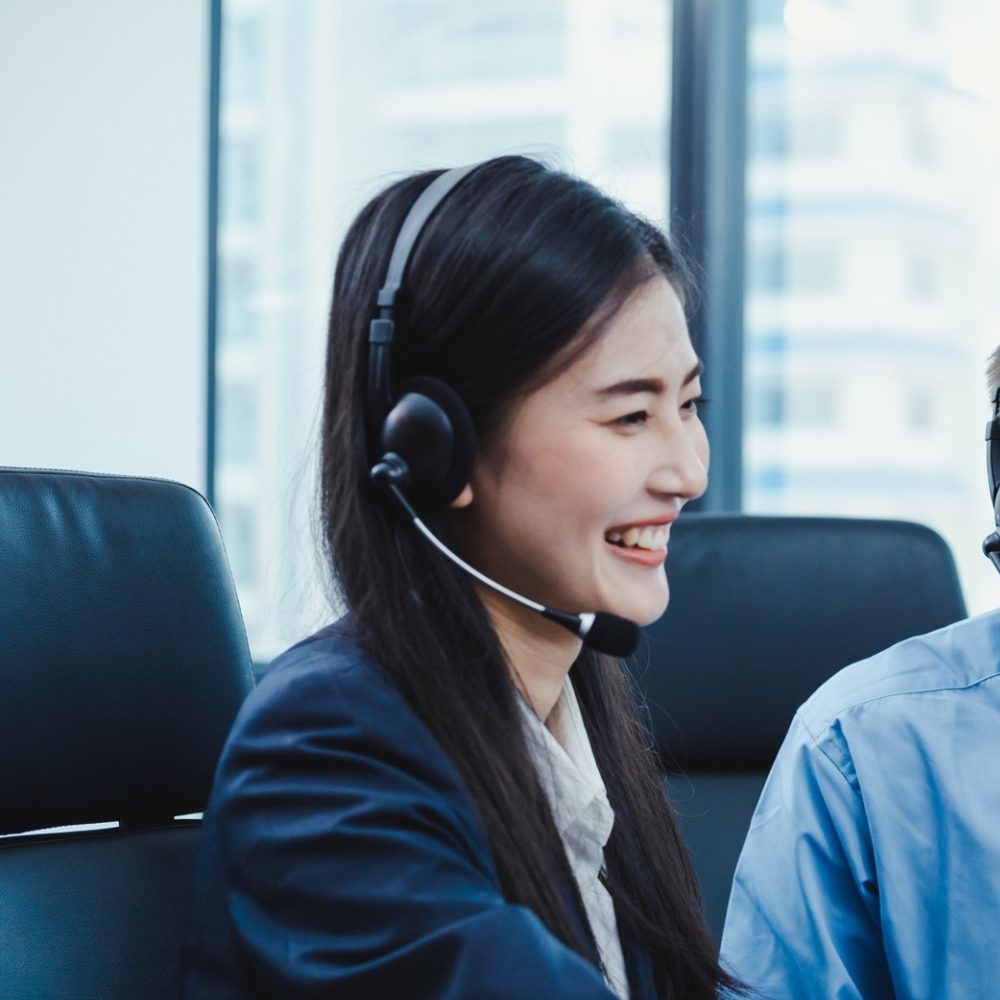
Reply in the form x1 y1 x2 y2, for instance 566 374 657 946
987 387 1000 514
982 386 1000 572
366 162 486 450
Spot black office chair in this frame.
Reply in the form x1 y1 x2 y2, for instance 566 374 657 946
0 468 254 1000
630 514 968 944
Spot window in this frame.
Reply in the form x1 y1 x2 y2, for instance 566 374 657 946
789 245 839 294
749 244 786 293
606 122 666 167
908 253 936 300
753 0 787 30
219 502 258 586
752 115 788 159
380 0 566 86
909 115 938 166
223 13 264 103
906 388 934 431
387 120 565 167
744 0 1000 615
748 379 785 427
791 114 842 158
218 381 258 465
220 137 262 225
214 0 673 658
748 379 839 429
219 257 258 344
751 112 842 160
786 381 837 428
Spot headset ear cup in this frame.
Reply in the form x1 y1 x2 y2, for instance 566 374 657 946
383 376 476 510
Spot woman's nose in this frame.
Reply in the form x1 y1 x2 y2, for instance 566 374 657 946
649 425 709 501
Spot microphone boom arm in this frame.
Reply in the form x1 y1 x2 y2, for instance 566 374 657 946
386 483 546 614
379 481 635 654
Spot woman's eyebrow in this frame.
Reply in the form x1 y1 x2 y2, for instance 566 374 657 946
594 360 703 398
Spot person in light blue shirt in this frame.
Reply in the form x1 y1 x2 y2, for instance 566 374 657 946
720 351 1000 999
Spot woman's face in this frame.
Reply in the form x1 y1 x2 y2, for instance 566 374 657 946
450 275 708 628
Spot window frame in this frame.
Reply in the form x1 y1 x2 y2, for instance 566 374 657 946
669 0 748 512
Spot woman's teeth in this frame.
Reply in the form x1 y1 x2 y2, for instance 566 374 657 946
605 526 668 550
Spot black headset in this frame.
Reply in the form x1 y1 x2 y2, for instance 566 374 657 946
366 163 484 512
982 386 1000 573
363 161 640 657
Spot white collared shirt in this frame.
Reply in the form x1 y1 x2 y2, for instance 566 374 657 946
518 677 630 1000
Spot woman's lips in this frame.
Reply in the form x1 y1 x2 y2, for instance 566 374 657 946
607 539 667 567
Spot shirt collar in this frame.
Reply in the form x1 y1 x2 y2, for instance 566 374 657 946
518 676 615 872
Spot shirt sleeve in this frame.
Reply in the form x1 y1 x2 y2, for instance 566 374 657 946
719 714 896 1000
209 659 617 1000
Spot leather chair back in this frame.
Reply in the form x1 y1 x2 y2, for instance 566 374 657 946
631 514 967 942
0 469 254 999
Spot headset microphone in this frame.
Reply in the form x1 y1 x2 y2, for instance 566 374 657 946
370 463 640 657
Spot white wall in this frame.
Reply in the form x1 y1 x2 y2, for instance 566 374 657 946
0 1 208 489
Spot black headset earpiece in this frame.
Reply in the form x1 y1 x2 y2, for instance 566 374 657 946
982 387 1000 573
366 163 485 511
376 376 477 511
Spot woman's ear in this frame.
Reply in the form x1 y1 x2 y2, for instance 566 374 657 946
449 482 474 509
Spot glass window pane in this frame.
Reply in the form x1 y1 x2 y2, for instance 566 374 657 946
216 0 673 659
744 0 1000 614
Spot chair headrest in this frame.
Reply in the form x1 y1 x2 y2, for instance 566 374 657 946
632 514 967 772
0 469 255 834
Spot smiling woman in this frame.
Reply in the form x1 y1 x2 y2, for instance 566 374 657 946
451 277 709 651
183 156 743 1000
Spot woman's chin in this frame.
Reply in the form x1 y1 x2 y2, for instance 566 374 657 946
608 584 670 630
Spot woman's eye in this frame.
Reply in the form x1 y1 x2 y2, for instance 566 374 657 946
614 410 650 427
682 395 708 415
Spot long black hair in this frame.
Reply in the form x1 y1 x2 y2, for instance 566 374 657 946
321 155 740 998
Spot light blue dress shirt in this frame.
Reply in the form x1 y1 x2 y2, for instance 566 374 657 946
721 609 1000 999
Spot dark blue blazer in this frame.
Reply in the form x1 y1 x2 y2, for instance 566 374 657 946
183 624 657 999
